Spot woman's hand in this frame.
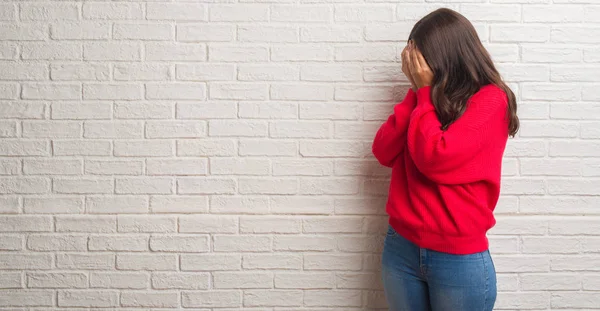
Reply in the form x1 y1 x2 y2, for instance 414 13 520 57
401 44 417 92
408 41 434 90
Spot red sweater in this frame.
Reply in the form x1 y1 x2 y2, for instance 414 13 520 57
372 85 509 254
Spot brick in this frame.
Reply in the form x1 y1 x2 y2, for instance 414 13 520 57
24 197 83 214
27 272 87 288
152 272 210 290
0 4 16 21
275 272 334 289
147 121 206 138
461 4 520 21
84 121 143 139
27 234 87 251
90 272 148 289
210 46 269 62
22 121 81 138
51 22 110 40
177 102 236 120
148 3 205 20
21 3 78 21
239 178 297 195
181 254 241 271
0 83 17 99
117 215 176 233
0 253 52 269
83 2 143 20
214 272 273 289
0 121 17 138
243 254 302 270
548 178 598 195
211 158 269 176
497 63 549 82
335 45 395 62
86 196 148 214
150 235 209 252
114 63 171 81
210 83 268 100
53 178 113 194
0 62 49 80
303 217 363 233
83 83 142 100
0 140 47 156
150 196 208 214
239 25 298 43
0 272 21 288
115 102 173 119
0 101 45 119
240 216 301 233
271 84 333 101
51 63 110 80
244 290 302 307
274 236 336 252
335 5 394 22
121 292 179 308
0 159 19 175
239 139 297 156
213 235 271 252
177 24 234 42
0 23 47 41
53 140 111 156
177 139 236 156
22 83 81 100
494 255 550 272
551 292 600 308
271 196 334 215
56 215 116 233
58 291 118 307
552 65 600 82
147 159 207 176
210 5 268 21
301 26 362 43
146 83 206 100
209 120 267 137
114 140 173 157
521 273 581 290
0 43 17 59
56 253 114 270
273 159 333 176
365 23 412 41
519 120 578 138
0 290 53 306
272 44 332 61
182 291 241 308
51 102 112 119
304 290 362 307
336 272 381 290
304 254 362 270
0 178 49 194
522 44 581 63
177 64 235 81
114 23 173 40
117 254 177 271
178 177 236 194
272 5 330 22
146 43 206 61
210 196 269 214
552 26 600 43
491 25 550 42
239 65 299 81
0 235 23 251
84 42 141 61
88 235 148 252
300 178 360 195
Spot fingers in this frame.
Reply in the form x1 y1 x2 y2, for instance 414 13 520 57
410 43 421 72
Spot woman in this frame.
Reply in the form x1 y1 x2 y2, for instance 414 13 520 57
372 8 519 311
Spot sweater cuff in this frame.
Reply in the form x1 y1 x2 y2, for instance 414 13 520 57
416 86 435 111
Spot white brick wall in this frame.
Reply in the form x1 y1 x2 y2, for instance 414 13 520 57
0 0 598 310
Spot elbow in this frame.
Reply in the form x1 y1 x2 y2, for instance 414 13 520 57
372 145 395 168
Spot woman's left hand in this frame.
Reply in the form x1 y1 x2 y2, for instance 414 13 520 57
408 42 434 89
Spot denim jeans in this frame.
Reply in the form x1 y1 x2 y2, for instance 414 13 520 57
382 225 497 311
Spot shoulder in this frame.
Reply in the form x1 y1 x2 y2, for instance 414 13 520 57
471 84 508 105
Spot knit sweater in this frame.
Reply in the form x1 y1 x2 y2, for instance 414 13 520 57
372 85 509 254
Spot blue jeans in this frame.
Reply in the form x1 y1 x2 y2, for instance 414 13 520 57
382 225 496 311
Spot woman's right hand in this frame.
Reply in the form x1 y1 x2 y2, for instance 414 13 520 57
401 43 417 92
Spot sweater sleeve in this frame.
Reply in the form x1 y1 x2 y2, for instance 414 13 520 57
372 89 417 167
407 86 508 184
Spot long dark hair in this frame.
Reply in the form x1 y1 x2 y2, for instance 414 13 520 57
409 8 519 136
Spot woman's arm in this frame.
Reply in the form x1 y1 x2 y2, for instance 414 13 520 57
407 86 508 183
372 89 417 167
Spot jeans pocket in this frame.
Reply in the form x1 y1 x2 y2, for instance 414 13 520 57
386 225 398 237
